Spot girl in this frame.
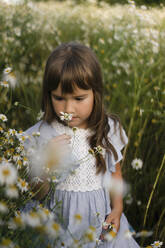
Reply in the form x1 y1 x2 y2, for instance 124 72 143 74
25 41 140 247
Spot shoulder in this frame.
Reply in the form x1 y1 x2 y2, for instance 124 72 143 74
107 117 128 150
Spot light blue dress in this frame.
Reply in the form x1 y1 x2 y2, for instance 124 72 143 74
24 118 140 248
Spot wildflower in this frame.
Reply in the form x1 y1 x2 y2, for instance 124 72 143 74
5 185 19 198
125 193 133 205
17 178 28 192
72 127 77 132
124 230 134 238
38 207 54 222
46 221 61 238
0 126 3 133
104 228 117 241
36 110 44 121
84 226 97 242
0 162 17 185
60 112 73 121
9 215 24 229
74 214 82 224
8 129 17 136
3 67 12 74
131 158 143 170
3 68 17 89
0 81 9 88
102 173 128 197
151 241 163 248
32 131 40 137
88 148 95 155
22 211 41 227
0 114 7 122
0 238 14 248
94 145 103 155
0 201 8 213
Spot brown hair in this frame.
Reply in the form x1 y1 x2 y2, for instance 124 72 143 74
41 41 124 174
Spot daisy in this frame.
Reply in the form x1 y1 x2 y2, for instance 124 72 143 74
46 221 61 238
0 238 14 248
8 215 24 229
0 162 17 185
5 185 19 198
22 211 41 228
8 129 17 136
131 158 143 170
3 69 17 89
84 226 97 242
17 178 28 192
3 67 12 74
104 229 117 241
60 112 73 121
36 110 44 121
0 81 9 88
74 214 82 224
94 145 103 155
0 114 8 122
151 241 163 248
0 201 8 213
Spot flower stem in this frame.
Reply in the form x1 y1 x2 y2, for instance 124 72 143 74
143 153 165 228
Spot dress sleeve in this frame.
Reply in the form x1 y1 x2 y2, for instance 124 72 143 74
105 118 128 173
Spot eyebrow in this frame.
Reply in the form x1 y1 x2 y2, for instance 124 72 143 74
51 93 88 97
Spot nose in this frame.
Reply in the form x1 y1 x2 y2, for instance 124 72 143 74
64 100 74 114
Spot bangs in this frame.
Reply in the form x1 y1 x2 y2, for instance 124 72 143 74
45 52 93 94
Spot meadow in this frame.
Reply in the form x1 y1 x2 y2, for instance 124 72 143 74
0 0 165 247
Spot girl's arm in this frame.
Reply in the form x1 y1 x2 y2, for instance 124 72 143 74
102 162 123 232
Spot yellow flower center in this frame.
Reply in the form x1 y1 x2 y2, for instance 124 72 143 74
2 169 10 177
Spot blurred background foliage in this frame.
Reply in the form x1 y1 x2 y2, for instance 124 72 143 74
0 0 165 246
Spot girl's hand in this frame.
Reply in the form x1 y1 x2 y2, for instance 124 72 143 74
103 209 122 232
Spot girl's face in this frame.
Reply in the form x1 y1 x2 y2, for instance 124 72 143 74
51 84 94 129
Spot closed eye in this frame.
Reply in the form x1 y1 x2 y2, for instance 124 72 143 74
53 96 64 101
75 97 84 101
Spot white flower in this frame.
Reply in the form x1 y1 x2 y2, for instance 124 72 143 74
0 202 8 214
104 229 117 241
60 112 73 121
46 221 61 238
0 238 14 248
94 145 103 155
17 178 28 192
84 226 97 242
151 241 163 248
124 230 134 239
0 162 17 185
8 215 24 229
5 185 19 198
8 129 17 136
38 207 54 222
0 114 8 122
36 110 44 121
131 158 143 170
32 131 40 137
22 211 41 227
102 173 129 197
3 67 12 74
74 214 82 224
0 81 9 88
125 193 133 205
3 68 17 89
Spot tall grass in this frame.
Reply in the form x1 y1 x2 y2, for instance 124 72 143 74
0 0 165 246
